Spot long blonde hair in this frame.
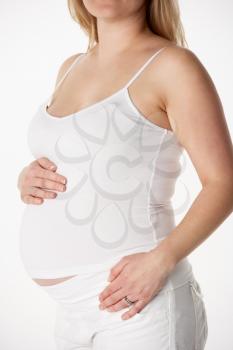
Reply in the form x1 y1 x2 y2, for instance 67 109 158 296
67 0 187 51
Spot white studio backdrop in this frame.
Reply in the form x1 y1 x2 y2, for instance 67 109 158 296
0 0 232 349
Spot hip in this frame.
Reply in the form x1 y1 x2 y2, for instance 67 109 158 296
39 262 208 350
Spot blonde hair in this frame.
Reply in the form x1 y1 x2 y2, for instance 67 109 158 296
67 0 187 51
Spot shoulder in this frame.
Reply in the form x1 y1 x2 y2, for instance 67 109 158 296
157 45 212 89
152 45 216 108
159 45 205 72
54 52 84 86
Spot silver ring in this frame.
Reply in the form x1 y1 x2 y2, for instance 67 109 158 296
124 296 135 305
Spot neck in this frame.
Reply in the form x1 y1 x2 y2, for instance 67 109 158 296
93 7 151 59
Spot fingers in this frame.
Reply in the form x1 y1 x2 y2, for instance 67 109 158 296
21 172 66 203
22 194 44 205
19 158 68 204
105 298 131 312
99 288 147 321
107 256 129 282
99 276 123 302
26 186 58 200
106 296 140 314
30 177 66 192
121 299 146 320
20 186 59 204
30 165 67 186
36 157 57 171
99 258 130 303
99 288 126 310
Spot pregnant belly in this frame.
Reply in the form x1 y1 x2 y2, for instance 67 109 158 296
18 199 100 277
18 195 159 279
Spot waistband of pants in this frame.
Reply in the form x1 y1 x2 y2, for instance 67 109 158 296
40 257 194 308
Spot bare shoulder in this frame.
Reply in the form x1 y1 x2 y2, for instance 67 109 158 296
53 52 84 87
160 45 204 70
158 45 213 88
154 45 219 118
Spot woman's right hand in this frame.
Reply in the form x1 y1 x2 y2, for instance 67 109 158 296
17 157 67 205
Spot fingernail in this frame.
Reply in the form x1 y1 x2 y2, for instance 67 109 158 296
99 304 104 310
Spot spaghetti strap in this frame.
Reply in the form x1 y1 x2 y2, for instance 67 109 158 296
124 46 168 89
47 53 86 107
46 47 169 108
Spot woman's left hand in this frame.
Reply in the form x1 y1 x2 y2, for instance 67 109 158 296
98 245 177 320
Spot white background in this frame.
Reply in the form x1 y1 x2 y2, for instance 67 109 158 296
0 0 232 349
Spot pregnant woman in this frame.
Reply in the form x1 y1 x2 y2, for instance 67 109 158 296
17 1 233 349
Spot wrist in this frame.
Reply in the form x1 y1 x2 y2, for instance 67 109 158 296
148 239 178 274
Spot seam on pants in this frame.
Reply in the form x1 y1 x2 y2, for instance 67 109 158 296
167 290 171 350
189 279 204 298
167 289 176 350
189 280 208 349
189 282 198 350
164 279 194 293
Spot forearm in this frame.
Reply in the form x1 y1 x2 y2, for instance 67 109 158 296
149 180 233 268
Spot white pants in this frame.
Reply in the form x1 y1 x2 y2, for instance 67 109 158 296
41 261 208 350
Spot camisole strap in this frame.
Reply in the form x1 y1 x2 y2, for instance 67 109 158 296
124 46 169 89
47 53 86 107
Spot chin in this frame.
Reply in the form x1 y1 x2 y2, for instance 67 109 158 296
83 0 119 17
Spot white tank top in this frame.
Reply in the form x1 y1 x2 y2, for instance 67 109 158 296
19 47 193 280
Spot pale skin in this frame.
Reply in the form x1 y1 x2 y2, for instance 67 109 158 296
17 0 233 320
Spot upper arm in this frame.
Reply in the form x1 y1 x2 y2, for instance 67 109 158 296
159 46 233 185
